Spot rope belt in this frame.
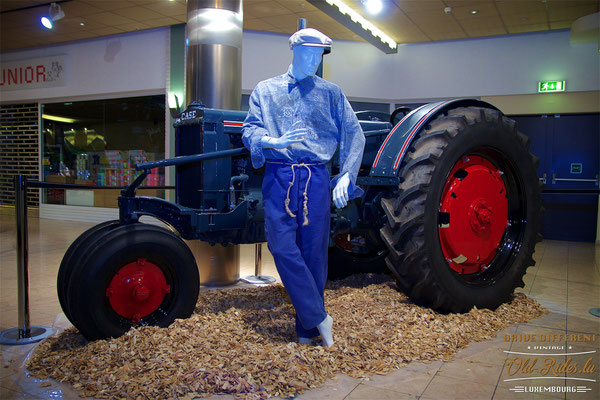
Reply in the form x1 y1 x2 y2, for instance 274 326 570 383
267 161 323 226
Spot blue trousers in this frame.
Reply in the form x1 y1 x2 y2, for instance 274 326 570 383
263 162 330 338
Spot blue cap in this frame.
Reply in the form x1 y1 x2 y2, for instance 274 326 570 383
289 28 332 54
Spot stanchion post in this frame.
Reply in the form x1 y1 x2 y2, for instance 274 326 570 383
254 242 262 276
0 175 54 345
240 242 276 285
15 175 31 337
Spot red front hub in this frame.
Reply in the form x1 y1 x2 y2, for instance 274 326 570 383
438 155 508 274
106 259 170 323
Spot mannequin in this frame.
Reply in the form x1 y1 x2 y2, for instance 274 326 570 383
242 28 365 347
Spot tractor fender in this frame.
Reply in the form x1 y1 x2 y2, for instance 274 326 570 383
369 99 500 178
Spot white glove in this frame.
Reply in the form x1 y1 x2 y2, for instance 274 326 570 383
261 122 307 149
332 173 350 209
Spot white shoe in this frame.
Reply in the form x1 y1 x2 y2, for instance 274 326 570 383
317 315 334 347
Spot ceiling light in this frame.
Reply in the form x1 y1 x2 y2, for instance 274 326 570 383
42 114 76 123
307 0 397 54
40 3 65 30
363 0 382 15
80 22 85 26
471 10 478 14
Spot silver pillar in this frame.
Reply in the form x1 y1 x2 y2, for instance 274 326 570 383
186 0 243 110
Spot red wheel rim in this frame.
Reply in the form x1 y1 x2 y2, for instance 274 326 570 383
106 259 170 323
438 155 508 274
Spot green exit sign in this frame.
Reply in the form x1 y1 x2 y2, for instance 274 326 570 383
538 80 566 93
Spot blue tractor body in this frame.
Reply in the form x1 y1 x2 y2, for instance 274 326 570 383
118 99 499 245
62 99 542 340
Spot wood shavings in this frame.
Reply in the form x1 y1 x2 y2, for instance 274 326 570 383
27 274 548 399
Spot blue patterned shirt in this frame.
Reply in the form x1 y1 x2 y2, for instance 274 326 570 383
242 66 365 196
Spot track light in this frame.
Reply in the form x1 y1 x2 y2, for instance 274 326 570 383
307 0 397 54
41 3 65 30
363 0 382 15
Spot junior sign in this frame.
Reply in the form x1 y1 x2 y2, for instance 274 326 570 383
0 55 67 90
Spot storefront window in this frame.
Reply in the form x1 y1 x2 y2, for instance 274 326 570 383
41 95 166 207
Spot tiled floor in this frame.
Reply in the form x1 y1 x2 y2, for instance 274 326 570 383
1 207 598 399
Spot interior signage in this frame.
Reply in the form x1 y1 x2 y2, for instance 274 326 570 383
538 80 565 93
0 55 67 91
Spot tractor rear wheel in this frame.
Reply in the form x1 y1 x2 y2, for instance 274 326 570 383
380 107 541 312
66 223 199 340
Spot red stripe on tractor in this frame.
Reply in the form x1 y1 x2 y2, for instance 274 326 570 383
223 121 244 126
392 102 451 171
372 112 411 169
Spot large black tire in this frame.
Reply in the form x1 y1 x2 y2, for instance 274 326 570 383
57 220 121 323
328 229 388 279
67 223 199 341
380 106 542 312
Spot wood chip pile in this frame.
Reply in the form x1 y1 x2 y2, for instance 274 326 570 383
27 274 548 399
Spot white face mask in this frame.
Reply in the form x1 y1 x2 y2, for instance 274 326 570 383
292 46 325 80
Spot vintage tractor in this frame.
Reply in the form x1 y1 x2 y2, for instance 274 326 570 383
57 99 542 340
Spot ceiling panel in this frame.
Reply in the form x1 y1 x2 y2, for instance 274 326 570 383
144 16 181 28
243 18 278 32
60 2 104 17
112 6 165 22
460 16 507 31
507 23 550 34
143 1 186 16
451 3 499 19
245 1 295 17
547 2 598 21
429 31 469 41
115 22 152 32
502 12 549 26
495 0 547 15
394 0 447 14
84 12 138 26
0 0 597 53
549 20 574 29
274 0 316 13
444 0 495 6
80 1 135 11
464 26 508 37
90 26 127 37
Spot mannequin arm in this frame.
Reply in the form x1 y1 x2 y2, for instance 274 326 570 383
332 173 350 209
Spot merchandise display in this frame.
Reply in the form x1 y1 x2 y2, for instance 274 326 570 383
40 95 167 206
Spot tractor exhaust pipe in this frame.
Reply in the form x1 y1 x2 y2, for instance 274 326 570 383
185 0 243 110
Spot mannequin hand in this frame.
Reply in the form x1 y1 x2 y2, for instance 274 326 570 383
261 122 307 149
332 173 350 209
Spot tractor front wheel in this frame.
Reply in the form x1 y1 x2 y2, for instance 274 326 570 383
380 107 542 312
65 223 199 341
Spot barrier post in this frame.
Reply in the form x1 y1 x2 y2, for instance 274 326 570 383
16 174 30 337
240 243 276 284
0 175 54 345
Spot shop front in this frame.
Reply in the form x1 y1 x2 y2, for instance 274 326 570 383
41 95 166 209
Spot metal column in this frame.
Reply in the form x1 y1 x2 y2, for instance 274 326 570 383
185 0 243 110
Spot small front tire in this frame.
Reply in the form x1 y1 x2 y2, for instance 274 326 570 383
67 223 199 340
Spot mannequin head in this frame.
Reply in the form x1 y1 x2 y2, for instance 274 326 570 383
288 28 331 81
291 45 325 81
